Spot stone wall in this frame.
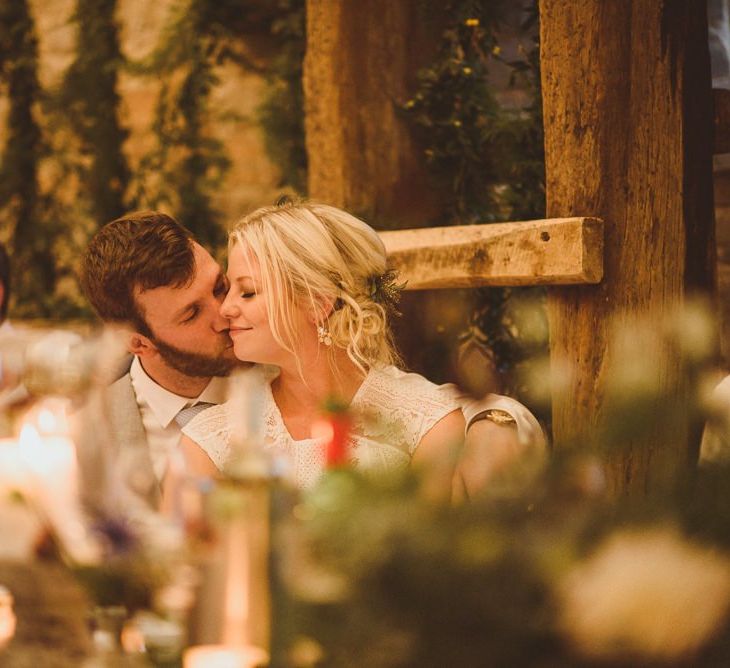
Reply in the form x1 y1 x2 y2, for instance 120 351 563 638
4 0 283 233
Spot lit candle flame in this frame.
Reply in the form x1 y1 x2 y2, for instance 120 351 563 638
37 408 58 434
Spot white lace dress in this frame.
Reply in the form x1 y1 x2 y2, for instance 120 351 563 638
182 365 461 489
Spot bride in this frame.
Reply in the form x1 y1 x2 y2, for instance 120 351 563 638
178 200 464 496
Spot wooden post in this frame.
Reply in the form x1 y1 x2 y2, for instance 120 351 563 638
540 2 715 494
303 0 455 375
303 0 442 227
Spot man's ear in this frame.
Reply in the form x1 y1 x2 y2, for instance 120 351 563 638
128 331 157 357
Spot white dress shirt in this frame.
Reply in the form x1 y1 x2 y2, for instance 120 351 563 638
129 356 227 481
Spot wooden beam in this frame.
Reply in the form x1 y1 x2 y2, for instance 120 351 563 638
541 1 715 495
380 217 603 289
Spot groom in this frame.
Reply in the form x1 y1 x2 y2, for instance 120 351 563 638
79 210 237 511
79 210 544 511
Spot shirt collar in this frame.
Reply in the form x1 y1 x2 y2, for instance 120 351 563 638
130 356 227 428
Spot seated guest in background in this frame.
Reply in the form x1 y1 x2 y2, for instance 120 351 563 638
0 242 11 333
701 373 730 464
0 242 26 405
180 201 545 499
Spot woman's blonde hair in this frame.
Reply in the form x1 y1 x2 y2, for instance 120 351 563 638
230 200 401 376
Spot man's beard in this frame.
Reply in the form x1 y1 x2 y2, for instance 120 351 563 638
151 336 236 377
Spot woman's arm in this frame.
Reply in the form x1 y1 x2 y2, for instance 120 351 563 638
179 434 220 477
160 435 220 519
411 408 465 502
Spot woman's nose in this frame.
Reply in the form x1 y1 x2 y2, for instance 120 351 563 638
220 291 238 319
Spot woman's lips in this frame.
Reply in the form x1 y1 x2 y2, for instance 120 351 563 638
229 327 253 335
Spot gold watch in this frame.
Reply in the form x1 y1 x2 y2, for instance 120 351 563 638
473 409 517 427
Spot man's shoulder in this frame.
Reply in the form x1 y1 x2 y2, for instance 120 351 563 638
107 370 136 400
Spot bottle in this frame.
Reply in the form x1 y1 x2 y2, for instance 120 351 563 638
185 368 272 661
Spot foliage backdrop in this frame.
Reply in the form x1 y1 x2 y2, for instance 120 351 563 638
0 0 545 420
0 0 303 318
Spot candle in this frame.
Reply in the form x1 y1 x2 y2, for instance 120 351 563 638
0 586 16 648
0 437 44 560
0 436 31 490
19 423 77 486
222 517 250 646
16 420 100 564
0 404 100 563
183 644 268 668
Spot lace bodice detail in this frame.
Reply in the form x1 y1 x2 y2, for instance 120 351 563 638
183 365 460 489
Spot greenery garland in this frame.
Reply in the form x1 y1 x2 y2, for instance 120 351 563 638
256 0 307 194
130 0 307 248
129 0 232 248
59 0 130 228
401 1 548 420
0 0 58 314
404 1 513 224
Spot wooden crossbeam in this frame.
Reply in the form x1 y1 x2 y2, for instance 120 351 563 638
379 217 603 290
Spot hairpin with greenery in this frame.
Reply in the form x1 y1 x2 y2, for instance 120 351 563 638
368 269 407 317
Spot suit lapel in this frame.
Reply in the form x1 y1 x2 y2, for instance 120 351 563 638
106 374 161 508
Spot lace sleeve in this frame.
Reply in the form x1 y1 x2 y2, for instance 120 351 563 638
358 367 462 457
182 403 232 471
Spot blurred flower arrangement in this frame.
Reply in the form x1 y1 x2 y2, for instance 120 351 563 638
5 303 730 667
273 462 730 667
268 302 730 667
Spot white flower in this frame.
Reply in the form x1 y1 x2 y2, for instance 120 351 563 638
557 527 730 660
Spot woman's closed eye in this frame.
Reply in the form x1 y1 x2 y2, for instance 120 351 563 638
240 291 256 299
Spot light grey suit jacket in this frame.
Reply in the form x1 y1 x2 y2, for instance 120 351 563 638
74 371 161 516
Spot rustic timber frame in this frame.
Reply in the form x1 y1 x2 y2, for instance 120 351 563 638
380 217 603 289
304 1 717 495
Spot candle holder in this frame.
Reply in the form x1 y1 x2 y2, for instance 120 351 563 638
183 643 268 668
186 369 276 659
0 585 16 649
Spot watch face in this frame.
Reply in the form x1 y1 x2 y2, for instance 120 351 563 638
485 410 517 426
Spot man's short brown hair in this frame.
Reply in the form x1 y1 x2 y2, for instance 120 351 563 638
81 211 195 333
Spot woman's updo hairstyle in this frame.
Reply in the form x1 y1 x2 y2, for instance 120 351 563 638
229 200 402 375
